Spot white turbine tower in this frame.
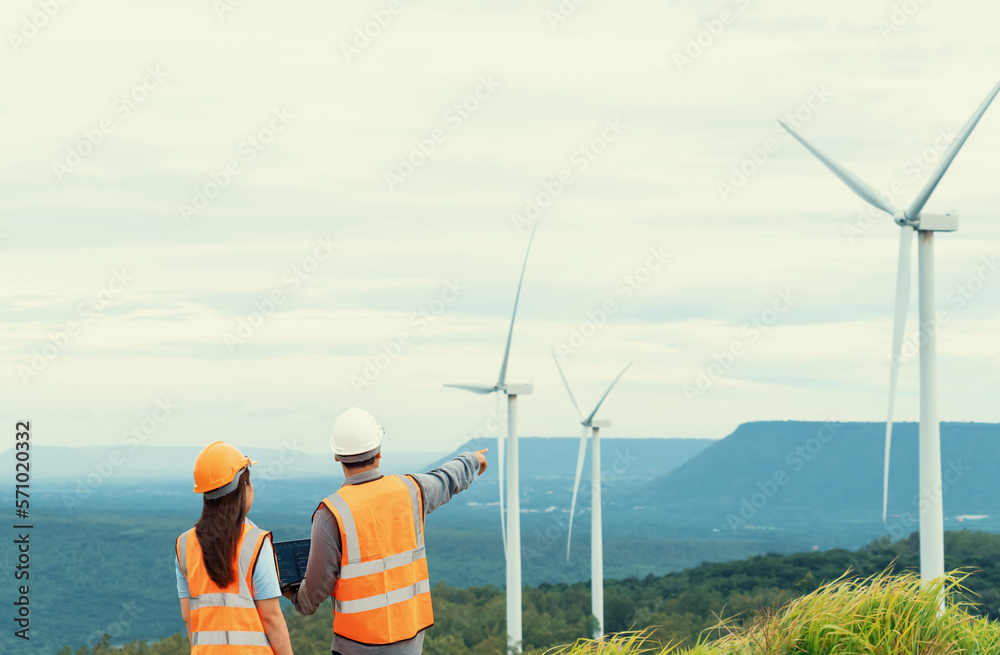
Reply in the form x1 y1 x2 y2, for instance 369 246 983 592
552 351 632 639
779 79 1000 581
444 221 539 653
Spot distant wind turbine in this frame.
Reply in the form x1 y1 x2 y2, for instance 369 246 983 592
444 220 539 653
552 350 632 639
779 78 1000 581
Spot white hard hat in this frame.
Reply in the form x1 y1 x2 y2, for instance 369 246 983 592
331 407 384 462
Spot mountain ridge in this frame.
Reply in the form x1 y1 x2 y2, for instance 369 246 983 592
645 420 1000 531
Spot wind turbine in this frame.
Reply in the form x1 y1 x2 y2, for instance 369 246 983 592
444 220 539 653
552 350 631 639
779 79 1000 582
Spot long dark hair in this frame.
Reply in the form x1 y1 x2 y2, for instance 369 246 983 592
194 469 250 588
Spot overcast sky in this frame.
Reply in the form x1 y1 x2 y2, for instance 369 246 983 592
3 0 999 457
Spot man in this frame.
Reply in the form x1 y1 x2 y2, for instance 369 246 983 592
287 407 488 654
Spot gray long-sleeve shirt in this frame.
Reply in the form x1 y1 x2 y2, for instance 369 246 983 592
290 453 481 654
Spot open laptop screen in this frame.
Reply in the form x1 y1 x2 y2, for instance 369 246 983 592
273 538 311 588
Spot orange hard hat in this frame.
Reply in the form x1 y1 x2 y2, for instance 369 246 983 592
193 441 258 498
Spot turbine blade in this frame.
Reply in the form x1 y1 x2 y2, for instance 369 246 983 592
443 383 495 394
906 79 1000 220
497 392 507 557
551 347 584 420
566 424 589 560
583 362 633 425
884 226 914 522
497 220 541 388
779 119 900 217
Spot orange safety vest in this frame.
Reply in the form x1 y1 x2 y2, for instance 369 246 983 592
176 521 273 653
318 474 434 644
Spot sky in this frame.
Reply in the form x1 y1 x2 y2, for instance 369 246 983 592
3 0 1000 456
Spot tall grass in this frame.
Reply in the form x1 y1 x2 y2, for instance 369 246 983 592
547 629 666 655
551 571 1000 655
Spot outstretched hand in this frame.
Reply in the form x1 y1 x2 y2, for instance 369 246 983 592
474 449 488 476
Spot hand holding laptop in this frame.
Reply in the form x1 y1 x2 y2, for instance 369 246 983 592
273 538 311 596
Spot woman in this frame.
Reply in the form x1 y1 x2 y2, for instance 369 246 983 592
175 441 294 654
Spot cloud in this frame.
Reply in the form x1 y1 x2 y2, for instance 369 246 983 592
3 0 999 449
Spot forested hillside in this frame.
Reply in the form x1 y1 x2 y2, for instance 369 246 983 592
59 530 1000 655
1 511 769 653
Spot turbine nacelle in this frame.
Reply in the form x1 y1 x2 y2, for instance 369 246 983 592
894 210 958 231
584 419 611 428
914 212 959 232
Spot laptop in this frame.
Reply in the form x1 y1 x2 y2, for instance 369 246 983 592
273 538 311 589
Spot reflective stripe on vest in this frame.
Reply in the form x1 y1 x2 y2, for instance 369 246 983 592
177 521 273 653
335 578 432 614
189 593 257 611
191 631 272 646
319 474 434 644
